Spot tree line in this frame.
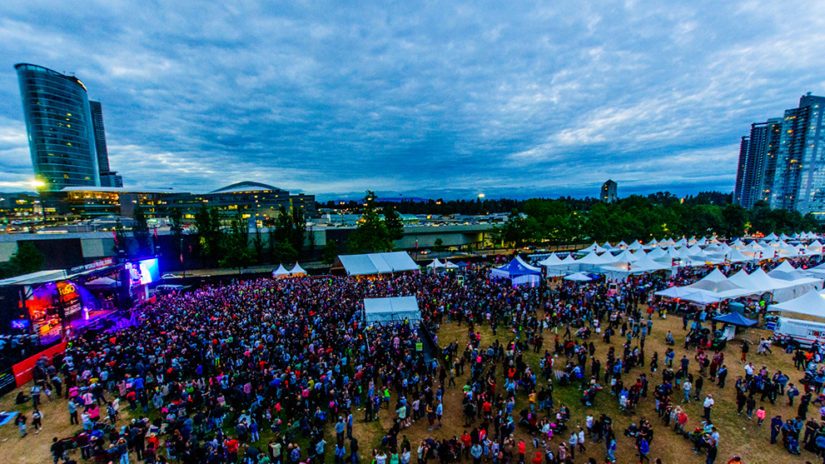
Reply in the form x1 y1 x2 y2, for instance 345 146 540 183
493 193 822 247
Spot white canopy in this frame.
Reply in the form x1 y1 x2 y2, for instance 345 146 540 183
290 263 307 275
771 290 825 318
725 248 753 263
339 251 419 276
427 258 445 269
627 241 643 251
364 296 422 324
580 242 607 253
564 272 593 282
273 264 290 277
443 260 459 269
655 286 722 305
538 253 563 266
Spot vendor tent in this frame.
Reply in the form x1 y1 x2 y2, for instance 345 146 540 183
490 256 542 286
363 296 422 324
770 290 825 318
443 260 459 269
564 272 592 282
538 253 563 266
627 241 643 251
427 259 446 269
713 312 758 327
338 251 419 276
290 263 307 276
655 286 722 305
272 264 290 278
580 242 606 253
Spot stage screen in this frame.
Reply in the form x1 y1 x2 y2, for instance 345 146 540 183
137 258 160 284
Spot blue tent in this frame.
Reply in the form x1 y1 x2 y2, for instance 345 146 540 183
713 312 758 327
490 256 542 286
491 256 542 278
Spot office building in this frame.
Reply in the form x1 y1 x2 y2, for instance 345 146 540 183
15 64 101 190
600 179 617 203
89 101 122 187
733 118 782 209
769 93 825 216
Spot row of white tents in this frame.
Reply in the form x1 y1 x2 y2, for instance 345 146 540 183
584 232 820 253
655 262 824 305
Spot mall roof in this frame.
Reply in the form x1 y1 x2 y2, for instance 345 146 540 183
209 181 286 194
60 186 180 194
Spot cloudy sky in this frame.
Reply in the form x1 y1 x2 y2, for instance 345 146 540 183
1 1 824 199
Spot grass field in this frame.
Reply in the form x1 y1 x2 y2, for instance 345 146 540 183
0 310 814 464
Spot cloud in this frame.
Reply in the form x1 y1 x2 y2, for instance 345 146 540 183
0 1 824 199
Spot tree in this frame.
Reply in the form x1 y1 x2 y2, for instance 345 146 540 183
347 191 393 253
170 208 184 268
193 205 223 265
0 242 45 278
322 240 339 264
219 211 251 271
132 204 151 257
252 224 265 264
290 204 306 254
113 218 127 257
382 206 404 241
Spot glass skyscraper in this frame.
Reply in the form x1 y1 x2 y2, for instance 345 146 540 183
735 94 825 218
770 94 825 216
15 63 101 191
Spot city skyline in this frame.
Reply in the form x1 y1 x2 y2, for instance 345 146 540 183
1 2 825 199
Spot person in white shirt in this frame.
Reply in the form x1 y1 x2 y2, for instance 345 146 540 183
703 394 715 421
682 379 692 403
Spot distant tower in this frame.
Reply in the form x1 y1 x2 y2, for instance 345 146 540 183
89 101 122 187
601 179 617 203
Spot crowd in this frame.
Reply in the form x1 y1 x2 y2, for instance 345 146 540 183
9 253 825 464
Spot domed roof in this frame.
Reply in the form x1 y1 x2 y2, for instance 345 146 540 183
209 181 284 194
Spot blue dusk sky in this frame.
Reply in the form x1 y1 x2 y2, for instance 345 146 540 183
0 1 824 200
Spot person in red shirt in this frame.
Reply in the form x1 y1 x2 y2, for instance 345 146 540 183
461 431 472 458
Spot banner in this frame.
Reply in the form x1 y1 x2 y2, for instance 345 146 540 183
12 341 67 387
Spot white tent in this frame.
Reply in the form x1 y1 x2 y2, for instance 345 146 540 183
808 240 823 255
580 242 606 253
427 258 446 269
364 296 422 324
771 290 825 318
805 262 825 279
290 263 307 276
338 251 419 276
725 248 753 263
646 238 659 248
730 238 745 249
564 272 593 282
763 232 779 241
273 264 290 278
443 260 459 269
538 253 563 266
627 241 643 251
655 286 723 305
646 247 667 260
616 240 629 249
